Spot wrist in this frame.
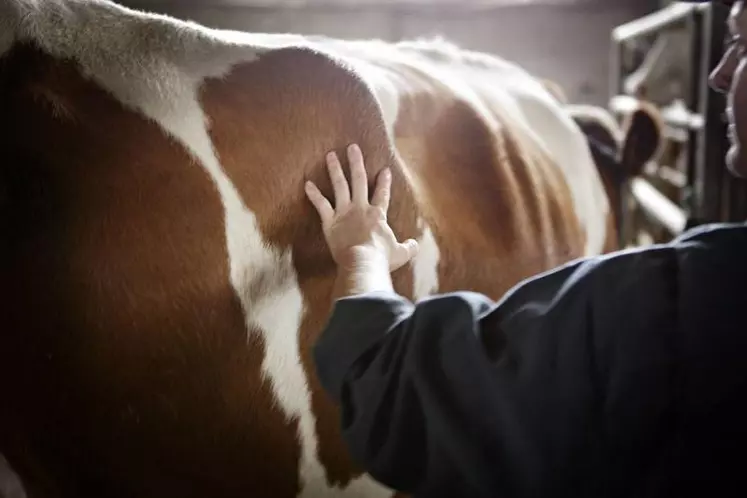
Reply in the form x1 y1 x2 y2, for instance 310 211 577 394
338 245 390 272
334 246 394 298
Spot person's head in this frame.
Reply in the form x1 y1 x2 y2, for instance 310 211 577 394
706 0 747 178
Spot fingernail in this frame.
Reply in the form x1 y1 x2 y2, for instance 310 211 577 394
348 143 359 152
383 168 391 177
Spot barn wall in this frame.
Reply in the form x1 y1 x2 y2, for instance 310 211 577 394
125 1 655 105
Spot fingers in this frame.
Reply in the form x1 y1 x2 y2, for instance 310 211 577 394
325 144 388 209
304 180 334 225
371 168 391 211
391 238 420 271
326 151 350 208
348 144 369 205
400 238 419 260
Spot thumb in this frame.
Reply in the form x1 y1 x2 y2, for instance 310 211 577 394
390 238 419 271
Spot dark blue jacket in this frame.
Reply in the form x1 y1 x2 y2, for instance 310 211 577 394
314 222 747 498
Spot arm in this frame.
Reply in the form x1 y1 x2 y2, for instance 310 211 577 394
314 244 685 497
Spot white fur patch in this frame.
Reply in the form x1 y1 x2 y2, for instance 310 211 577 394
412 222 441 300
361 67 401 140
251 269 392 498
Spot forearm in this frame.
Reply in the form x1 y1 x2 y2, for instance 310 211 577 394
314 290 497 494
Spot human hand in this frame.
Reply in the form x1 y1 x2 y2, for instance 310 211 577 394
304 143 419 272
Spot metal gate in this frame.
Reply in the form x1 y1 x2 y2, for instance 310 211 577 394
609 2 747 247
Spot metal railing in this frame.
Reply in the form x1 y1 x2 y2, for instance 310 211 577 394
608 1 744 246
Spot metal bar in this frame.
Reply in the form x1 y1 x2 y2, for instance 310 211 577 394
609 32 623 102
608 33 627 245
608 94 639 114
684 8 704 220
650 164 688 189
612 2 700 42
610 3 709 246
660 101 704 130
630 178 687 234
693 4 728 222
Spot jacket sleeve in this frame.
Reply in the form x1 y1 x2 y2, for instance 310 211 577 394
313 241 692 497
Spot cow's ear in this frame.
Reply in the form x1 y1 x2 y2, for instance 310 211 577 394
619 100 663 177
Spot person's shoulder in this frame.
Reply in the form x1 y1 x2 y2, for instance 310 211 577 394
673 221 747 246
671 222 747 288
565 222 746 296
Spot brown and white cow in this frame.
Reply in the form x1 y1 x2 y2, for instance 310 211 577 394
0 1 660 497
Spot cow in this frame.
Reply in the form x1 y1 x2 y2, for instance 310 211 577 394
0 0 661 497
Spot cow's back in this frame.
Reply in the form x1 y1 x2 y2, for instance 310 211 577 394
0 2 611 498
